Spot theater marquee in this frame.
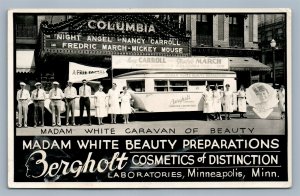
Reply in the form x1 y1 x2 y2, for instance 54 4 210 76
43 33 190 56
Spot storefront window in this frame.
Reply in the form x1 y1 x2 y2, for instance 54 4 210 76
40 73 55 92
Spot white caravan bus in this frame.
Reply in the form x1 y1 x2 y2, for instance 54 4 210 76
23 58 238 125
113 69 237 112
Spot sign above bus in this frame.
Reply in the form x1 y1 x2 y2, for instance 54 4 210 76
112 56 229 70
43 32 190 56
87 20 156 33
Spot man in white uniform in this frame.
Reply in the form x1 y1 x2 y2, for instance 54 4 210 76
16 82 30 128
49 81 64 126
31 82 46 127
64 81 77 126
79 79 92 126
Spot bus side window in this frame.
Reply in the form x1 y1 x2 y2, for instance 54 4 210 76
207 80 224 89
188 80 206 92
154 80 168 92
127 80 145 92
169 80 188 92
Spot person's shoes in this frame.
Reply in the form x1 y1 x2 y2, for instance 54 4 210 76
41 124 44 127
34 125 37 128
100 122 104 125
58 124 61 127
17 124 22 128
72 123 76 126
24 125 28 128
66 123 69 126
52 123 56 127
89 123 92 126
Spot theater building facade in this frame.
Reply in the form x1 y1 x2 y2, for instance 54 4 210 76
14 13 270 92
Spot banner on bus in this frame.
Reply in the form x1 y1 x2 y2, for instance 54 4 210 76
68 62 108 83
112 56 229 70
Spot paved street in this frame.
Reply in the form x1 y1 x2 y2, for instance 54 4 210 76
16 111 285 136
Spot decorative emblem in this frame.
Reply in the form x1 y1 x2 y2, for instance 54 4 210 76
246 83 278 119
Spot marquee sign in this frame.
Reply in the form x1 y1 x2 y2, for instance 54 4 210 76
87 20 156 33
112 55 229 70
43 32 190 56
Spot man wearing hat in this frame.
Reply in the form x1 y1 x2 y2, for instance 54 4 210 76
16 82 30 128
49 81 65 126
31 82 46 127
79 79 92 125
64 80 77 126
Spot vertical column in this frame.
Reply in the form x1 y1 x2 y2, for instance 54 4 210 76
249 15 254 42
37 16 46 33
186 14 191 32
213 14 229 47
191 14 197 47
253 14 258 42
245 14 259 48
244 15 250 47
224 15 230 47
212 15 218 46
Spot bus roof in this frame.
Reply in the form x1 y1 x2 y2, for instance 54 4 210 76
114 69 236 78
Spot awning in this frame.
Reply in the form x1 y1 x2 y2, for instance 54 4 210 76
16 50 35 73
229 57 271 72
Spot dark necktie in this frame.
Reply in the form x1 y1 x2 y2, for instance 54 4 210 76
36 89 39 98
20 89 23 99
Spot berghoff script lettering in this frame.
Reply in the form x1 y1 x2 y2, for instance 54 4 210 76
25 150 128 178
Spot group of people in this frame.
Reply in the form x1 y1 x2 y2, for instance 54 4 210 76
16 80 286 127
96 83 133 125
202 83 286 121
202 84 245 121
16 80 133 128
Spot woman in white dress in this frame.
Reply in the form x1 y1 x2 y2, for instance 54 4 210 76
223 84 234 120
108 83 120 124
203 85 214 121
213 84 222 120
277 85 285 119
237 85 247 118
94 85 108 125
120 86 133 124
